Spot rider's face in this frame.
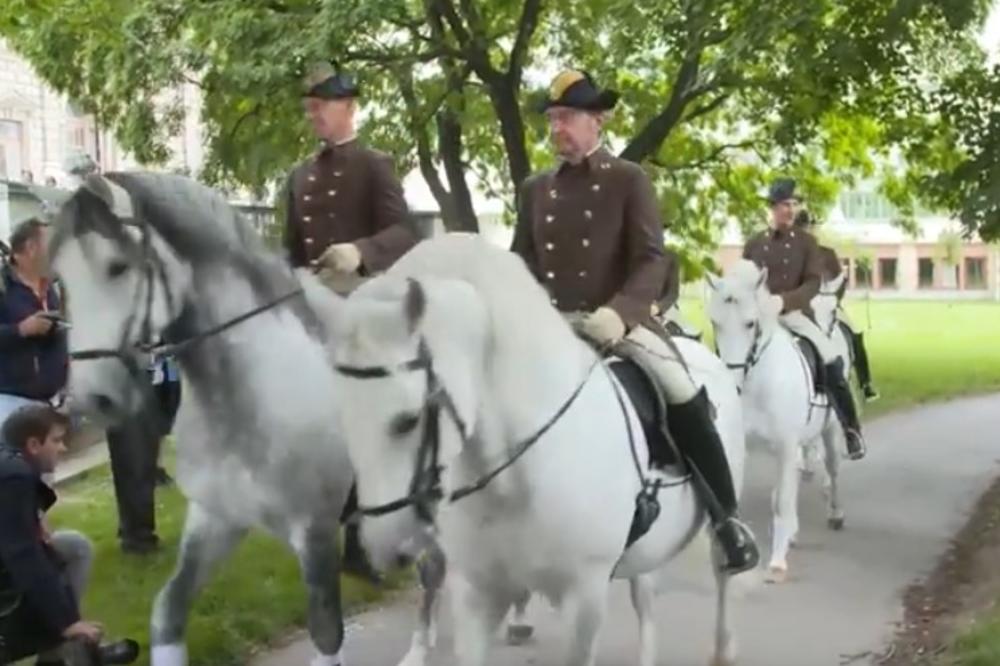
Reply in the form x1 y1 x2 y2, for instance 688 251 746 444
771 199 800 230
546 107 602 163
304 97 356 143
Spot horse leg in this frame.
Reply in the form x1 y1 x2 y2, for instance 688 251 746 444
451 575 509 666
822 424 846 531
628 574 656 666
150 503 247 666
290 521 347 666
709 544 738 666
506 588 534 646
398 541 447 666
564 571 611 666
766 441 800 583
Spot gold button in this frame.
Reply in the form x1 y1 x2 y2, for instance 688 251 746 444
579 270 587 278
545 243 554 251
783 258 789 264
582 239 590 248
303 195 312 201
584 210 593 219
600 163 611 170
591 184 600 192
310 259 319 267
549 189 557 199
308 175 317 182
334 171 343 177
546 271 555 279
305 238 314 245
328 190 337 196
546 214 555 223
785 243 791 249
304 215 312 222
328 213 336 219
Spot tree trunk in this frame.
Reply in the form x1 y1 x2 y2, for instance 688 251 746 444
437 110 478 232
487 82 532 191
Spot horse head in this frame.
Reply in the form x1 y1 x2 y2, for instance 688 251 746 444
706 259 782 381
331 272 488 573
812 272 846 337
50 174 194 420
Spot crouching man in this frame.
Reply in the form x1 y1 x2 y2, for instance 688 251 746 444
0 405 138 665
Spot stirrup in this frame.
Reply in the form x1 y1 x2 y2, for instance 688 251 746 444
713 517 760 575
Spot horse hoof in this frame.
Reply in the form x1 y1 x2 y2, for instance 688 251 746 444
828 516 845 531
764 565 788 584
506 624 534 645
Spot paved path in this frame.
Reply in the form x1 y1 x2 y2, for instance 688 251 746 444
256 394 1000 666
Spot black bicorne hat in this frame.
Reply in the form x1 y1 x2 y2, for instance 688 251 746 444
302 61 360 100
538 70 619 112
767 178 801 206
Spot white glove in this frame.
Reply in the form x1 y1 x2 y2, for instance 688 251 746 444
768 294 785 316
579 306 626 346
319 243 362 274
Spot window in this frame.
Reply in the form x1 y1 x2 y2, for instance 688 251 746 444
918 258 935 288
965 257 986 289
855 261 872 288
878 258 898 289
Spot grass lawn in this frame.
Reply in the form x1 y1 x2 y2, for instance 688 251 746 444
47 462 389 666
679 296 1000 419
43 298 1000 665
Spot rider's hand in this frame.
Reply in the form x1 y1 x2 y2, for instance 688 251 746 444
579 306 626 346
767 294 785 316
17 313 54 337
319 243 362 275
63 620 104 643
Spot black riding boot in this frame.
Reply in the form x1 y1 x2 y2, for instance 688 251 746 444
825 358 866 460
669 388 760 575
851 333 880 402
340 484 383 585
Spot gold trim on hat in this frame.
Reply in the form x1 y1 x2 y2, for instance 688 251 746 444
549 70 585 101
303 61 336 91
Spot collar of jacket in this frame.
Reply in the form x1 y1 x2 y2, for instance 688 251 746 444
769 226 798 241
557 145 611 174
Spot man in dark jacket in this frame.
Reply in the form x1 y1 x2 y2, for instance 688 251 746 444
0 405 138 665
0 219 68 425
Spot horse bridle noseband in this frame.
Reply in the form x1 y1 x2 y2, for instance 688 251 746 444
68 213 303 375
335 336 600 524
722 319 773 383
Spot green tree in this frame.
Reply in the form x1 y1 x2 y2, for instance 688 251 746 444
1 0 993 256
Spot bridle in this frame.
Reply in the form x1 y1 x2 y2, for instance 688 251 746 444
67 211 303 377
335 334 601 524
721 318 774 385
815 286 840 337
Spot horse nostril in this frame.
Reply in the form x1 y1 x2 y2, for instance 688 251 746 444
395 552 414 568
94 394 114 413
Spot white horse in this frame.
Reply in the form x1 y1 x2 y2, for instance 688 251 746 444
325 234 745 666
48 172 441 666
811 273 852 382
707 260 844 583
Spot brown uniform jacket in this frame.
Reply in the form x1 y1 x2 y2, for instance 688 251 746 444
510 148 666 328
742 226 823 315
657 249 681 313
284 139 416 272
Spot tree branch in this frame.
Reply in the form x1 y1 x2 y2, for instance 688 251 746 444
620 54 703 163
683 92 731 123
508 0 543 84
651 140 755 171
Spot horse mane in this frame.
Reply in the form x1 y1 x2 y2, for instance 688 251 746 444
388 234 578 363
723 259 765 292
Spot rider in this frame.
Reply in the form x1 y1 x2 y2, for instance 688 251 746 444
510 70 759 575
793 210 879 402
284 61 419 583
743 179 866 460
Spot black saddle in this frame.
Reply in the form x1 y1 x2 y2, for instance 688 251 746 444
607 358 681 468
792 336 826 393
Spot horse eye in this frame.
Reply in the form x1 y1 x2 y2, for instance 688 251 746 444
107 260 129 279
745 321 755 330
389 411 421 438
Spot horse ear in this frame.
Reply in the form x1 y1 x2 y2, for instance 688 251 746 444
755 267 769 291
404 278 426 334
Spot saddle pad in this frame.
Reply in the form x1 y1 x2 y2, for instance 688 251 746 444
793 337 825 394
607 358 680 468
